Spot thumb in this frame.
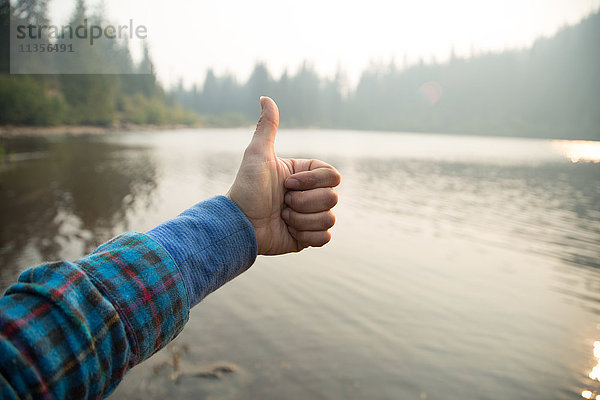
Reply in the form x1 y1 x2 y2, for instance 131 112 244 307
248 96 279 153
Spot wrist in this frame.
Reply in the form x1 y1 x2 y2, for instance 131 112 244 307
225 190 262 255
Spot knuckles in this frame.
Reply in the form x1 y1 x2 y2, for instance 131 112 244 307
296 231 331 247
302 174 317 189
319 211 336 229
318 189 338 210
302 168 341 190
287 188 338 211
287 210 336 230
331 170 342 187
326 212 336 228
313 231 332 247
330 190 339 207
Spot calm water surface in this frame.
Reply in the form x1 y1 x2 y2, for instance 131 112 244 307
1 129 599 400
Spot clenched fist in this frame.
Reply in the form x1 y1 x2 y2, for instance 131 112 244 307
227 97 341 255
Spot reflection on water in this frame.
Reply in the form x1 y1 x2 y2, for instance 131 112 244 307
582 390 594 399
582 342 600 399
1 130 599 400
0 136 157 288
589 342 600 381
552 140 600 163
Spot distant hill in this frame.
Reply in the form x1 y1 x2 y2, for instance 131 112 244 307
0 0 198 128
174 11 600 140
2 0 597 139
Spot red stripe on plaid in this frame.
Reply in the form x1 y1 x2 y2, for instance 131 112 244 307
121 275 179 314
1 270 84 337
106 253 163 347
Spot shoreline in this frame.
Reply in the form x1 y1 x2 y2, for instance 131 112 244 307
0 123 200 138
1 124 597 142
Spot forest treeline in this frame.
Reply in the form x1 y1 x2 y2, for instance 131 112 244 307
0 0 197 126
174 11 600 140
0 0 598 139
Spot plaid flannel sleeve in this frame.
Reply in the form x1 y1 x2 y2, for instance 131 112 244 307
0 196 257 399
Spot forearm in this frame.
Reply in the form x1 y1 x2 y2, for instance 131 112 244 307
0 233 188 399
0 196 256 399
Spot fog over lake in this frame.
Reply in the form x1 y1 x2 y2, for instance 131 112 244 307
1 129 599 400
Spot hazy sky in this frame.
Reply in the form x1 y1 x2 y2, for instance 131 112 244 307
48 0 600 88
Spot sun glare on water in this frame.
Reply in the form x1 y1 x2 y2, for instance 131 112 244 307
552 140 600 163
581 342 600 399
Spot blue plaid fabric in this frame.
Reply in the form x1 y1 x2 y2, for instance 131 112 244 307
0 196 257 399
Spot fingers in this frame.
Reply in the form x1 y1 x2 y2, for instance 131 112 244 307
246 96 279 155
285 167 341 190
287 228 332 248
282 209 335 231
282 178 338 249
284 187 338 213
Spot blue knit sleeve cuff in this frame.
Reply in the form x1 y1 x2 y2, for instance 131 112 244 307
145 196 257 307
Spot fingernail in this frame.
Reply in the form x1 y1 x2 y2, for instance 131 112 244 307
286 178 300 189
285 192 292 205
259 96 265 110
282 208 290 220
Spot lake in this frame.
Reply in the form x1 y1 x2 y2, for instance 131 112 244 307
1 129 599 400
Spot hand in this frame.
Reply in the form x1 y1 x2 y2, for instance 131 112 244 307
227 97 341 255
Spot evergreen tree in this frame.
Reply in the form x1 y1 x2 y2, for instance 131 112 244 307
13 0 50 26
172 11 600 139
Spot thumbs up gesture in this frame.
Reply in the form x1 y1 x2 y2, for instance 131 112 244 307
227 97 341 255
